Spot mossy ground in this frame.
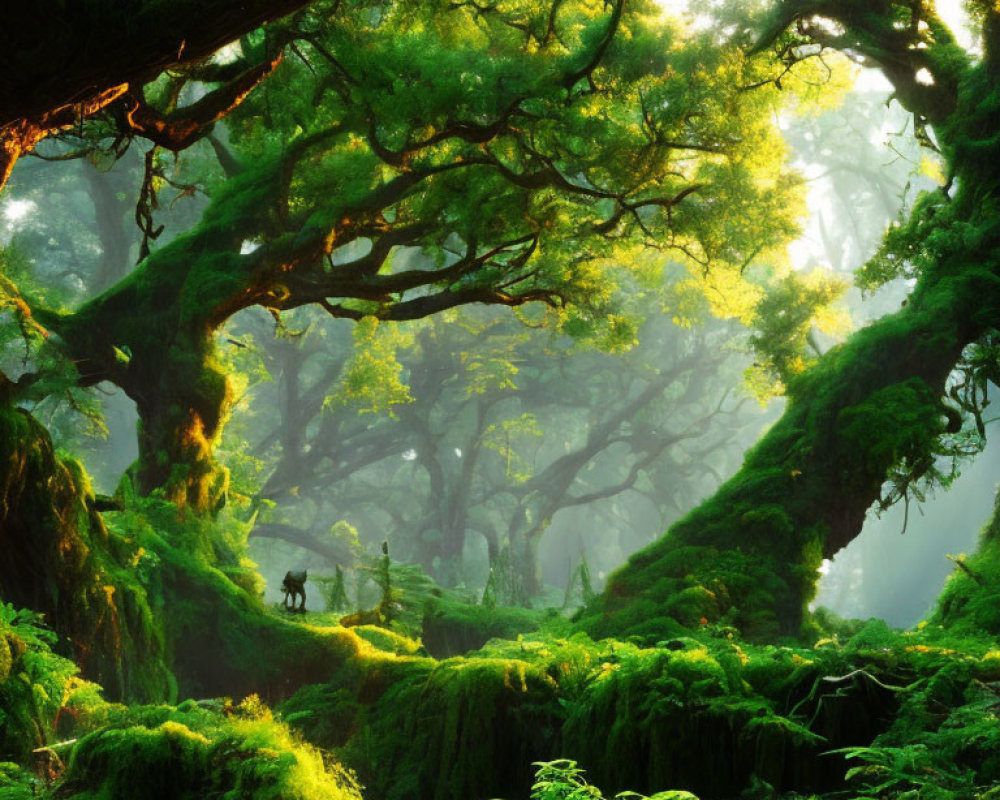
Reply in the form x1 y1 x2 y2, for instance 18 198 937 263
7 402 1000 800
6 535 1000 800
276 610 1000 800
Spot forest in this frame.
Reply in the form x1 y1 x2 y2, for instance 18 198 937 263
4 0 1000 798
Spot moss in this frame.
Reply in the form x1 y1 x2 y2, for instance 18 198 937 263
59 697 362 800
421 595 548 657
930 494 1000 636
0 762 39 799
0 403 171 703
104 501 367 701
278 685 362 749
279 624 972 799
0 402 371 707
339 654 559 800
348 625 424 657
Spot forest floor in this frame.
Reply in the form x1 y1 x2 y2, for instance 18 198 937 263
5 593 1000 800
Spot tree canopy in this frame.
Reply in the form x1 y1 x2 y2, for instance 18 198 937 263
12 4 1000 800
1 0 825 514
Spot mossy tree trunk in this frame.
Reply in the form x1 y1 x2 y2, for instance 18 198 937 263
132 337 232 511
38 225 245 513
581 0 1000 639
0 387 173 699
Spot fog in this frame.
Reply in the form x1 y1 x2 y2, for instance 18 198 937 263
3 65 995 630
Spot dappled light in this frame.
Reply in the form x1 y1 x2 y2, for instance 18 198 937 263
5 1 1000 799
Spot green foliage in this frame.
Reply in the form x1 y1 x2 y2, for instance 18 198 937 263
0 603 91 761
278 685 362 750
856 190 954 293
324 319 413 416
421 594 548 657
282 620 1000 800
528 759 699 800
59 696 363 800
104 497 363 699
531 760 606 800
563 556 596 611
0 761 40 799
313 566 350 614
748 272 849 397
827 646 1000 800
932 495 1000 636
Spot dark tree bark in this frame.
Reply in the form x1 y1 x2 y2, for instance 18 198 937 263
0 1 310 191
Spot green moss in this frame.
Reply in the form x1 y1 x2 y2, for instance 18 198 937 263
278 685 362 749
103 500 367 700
0 762 40 799
60 697 362 800
285 625 974 799
421 595 549 657
348 625 424 656
0 404 172 703
340 654 558 800
931 495 1000 636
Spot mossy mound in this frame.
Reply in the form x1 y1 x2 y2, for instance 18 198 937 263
319 652 560 800
0 402 364 705
103 500 370 701
0 598 367 800
421 595 549 657
57 696 362 800
283 623 968 800
824 643 1000 799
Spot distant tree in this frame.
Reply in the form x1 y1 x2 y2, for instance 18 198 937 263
228 297 760 595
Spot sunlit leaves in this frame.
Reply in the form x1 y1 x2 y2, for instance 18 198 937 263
747 269 849 396
214 0 816 350
482 413 544 481
325 317 414 414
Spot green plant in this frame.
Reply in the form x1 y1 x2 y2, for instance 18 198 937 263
528 760 699 800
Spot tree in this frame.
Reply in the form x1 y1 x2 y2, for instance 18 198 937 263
0 0 316 189
18 0 804 513
226 298 760 596
580 0 1000 640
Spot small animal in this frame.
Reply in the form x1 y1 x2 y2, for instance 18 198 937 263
282 570 307 612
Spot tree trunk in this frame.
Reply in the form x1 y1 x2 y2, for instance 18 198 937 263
580 229 998 638
131 337 232 511
0 390 172 700
82 158 139 293
38 240 237 513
